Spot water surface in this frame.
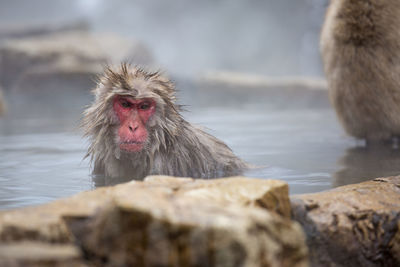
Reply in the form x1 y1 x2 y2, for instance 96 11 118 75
1 84 399 210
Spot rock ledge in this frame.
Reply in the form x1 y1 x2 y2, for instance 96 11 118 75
0 176 308 267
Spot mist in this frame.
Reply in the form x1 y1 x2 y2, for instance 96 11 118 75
0 0 327 77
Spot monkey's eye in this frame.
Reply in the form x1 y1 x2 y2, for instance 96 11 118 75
139 102 151 110
120 100 132 108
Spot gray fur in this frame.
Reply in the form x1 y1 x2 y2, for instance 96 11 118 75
321 0 400 141
82 64 248 180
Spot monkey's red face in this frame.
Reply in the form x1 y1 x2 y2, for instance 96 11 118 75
113 96 156 152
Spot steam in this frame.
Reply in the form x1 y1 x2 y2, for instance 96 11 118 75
0 0 328 78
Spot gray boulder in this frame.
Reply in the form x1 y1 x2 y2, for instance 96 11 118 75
0 31 153 90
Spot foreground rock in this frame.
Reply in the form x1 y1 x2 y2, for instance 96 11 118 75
291 176 400 267
0 242 85 267
0 176 308 267
0 31 153 90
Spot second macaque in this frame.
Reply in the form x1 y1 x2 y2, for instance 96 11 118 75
321 0 400 143
82 64 248 180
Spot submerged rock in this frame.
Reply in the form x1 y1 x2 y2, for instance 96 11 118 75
291 176 400 267
196 71 329 108
0 176 308 267
0 31 153 90
201 71 327 91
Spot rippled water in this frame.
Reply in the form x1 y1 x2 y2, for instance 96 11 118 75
1 83 400 210
0 132 91 209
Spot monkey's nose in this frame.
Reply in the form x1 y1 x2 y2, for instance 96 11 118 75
129 125 139 132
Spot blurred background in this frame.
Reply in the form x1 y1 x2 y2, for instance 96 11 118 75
2 0 399 210
0 0 326 77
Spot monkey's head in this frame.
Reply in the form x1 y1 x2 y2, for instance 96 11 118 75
83 64 181 162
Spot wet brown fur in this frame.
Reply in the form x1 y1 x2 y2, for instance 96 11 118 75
82 64 248 180
321 0 400 141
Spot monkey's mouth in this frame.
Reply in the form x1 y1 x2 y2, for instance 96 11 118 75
119 141 145 152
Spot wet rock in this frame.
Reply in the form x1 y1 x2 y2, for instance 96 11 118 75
0 186 114 243
0 176 308 267
0 31 154 89
71 192 305 267
149 176 292 218
291 176 400 267
196 71 329 108
201 72 327 91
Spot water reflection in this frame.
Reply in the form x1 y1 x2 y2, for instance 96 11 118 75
333 145 400 187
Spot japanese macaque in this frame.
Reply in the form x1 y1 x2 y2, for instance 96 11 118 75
82 64 248 180
321 0 400 143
